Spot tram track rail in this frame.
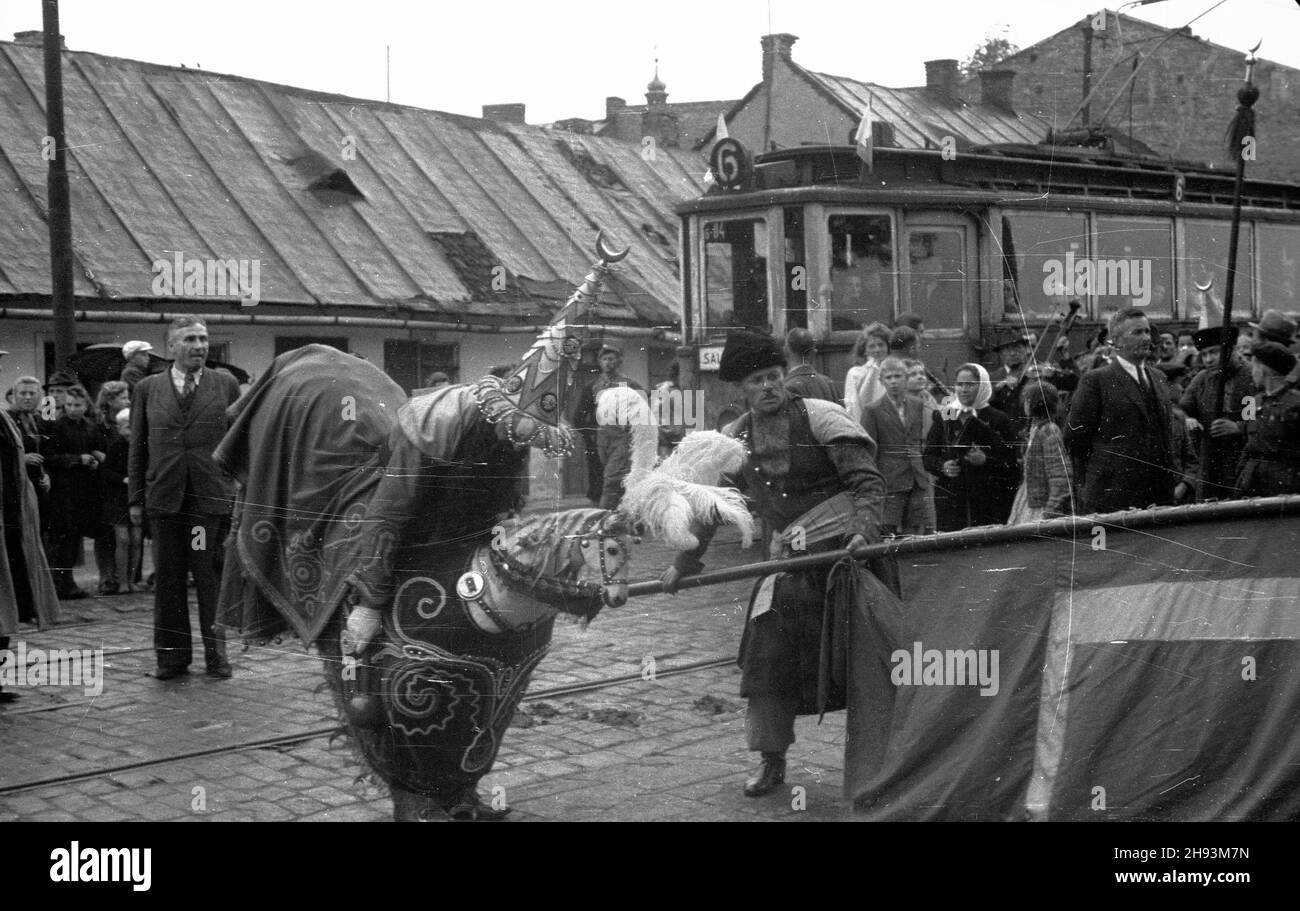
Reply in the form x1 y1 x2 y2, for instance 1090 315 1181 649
0 654 735 797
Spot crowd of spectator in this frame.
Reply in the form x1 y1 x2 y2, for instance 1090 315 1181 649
0 317 239 692
830 307 1300 536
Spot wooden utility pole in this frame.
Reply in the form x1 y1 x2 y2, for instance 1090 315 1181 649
44 0 76 370
1081 23 1093 128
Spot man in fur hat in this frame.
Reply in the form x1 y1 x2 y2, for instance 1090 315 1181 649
660 330 886 798
1179 326 1253 500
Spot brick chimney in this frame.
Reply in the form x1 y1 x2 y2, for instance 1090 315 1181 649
978 69 1016 111
14 30 64 48
761 33 798 83
481 103 526 125
605 96 625 119
924 59 960 95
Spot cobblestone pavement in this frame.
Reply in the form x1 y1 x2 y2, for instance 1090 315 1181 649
0 515 851 822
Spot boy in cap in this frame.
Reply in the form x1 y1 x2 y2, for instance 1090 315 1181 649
1235 341 1300 497
41 371 77 426
119 341 154 392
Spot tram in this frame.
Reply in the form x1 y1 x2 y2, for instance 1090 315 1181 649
673 137 1300 429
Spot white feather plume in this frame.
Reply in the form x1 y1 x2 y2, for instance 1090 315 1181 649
595 384 659 478
620 431 754 550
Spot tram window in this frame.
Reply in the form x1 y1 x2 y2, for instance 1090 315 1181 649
1093 216 1174 318
906 229 965 329
1257 223 1300 316
827 214 894 331
1001 212 1088 319
784 207 807 329
703 218 770 332
1184 220 1254 319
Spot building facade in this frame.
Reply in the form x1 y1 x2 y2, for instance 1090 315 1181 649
979 9 1300 183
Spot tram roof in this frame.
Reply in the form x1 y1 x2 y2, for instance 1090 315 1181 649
677 142 1300 215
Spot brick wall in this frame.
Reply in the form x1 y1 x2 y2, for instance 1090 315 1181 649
997 15 1300 182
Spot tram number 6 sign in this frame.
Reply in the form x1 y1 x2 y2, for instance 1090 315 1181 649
710 138 750 191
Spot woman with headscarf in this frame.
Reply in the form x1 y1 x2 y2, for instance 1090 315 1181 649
923 363 1018 531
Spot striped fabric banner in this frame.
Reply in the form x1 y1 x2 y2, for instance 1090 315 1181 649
847 498 1300 821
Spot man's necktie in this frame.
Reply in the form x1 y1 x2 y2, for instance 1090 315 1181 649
180 371 196 406
1137 367 1148 391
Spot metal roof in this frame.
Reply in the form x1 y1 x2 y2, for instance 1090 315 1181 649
0 41 710 326
805 70 1048 149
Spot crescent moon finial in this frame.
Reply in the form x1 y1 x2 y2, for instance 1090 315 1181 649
1195 277 1214 293
595 230 630 264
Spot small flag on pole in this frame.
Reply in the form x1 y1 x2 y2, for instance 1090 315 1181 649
716 112 729 141
854 96 873 172
1197 282 1222 330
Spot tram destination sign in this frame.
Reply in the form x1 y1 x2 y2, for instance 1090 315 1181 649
698 345 724 372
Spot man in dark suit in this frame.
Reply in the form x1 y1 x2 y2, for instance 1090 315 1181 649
129 317 240 680
1066 308 1177 514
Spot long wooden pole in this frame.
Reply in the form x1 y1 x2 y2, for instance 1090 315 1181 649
43 0 76 371
1200 49 1260 500
626 494 1300 597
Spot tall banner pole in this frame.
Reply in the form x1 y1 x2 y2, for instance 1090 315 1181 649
1200 43 1260 501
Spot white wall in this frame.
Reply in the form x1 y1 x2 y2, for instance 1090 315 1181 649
0 317 655 395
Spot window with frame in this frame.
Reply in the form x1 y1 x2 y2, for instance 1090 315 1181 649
274 336 349 357
1256 223 1300 316
783 207 807 330
906 228 965 330
702 217 769 334
826 213 895 332
1093 216 1174 318
1001 211 1088 319
384 340 459 394
1183 220 1254 320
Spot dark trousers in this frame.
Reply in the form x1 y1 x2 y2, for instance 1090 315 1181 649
583 435 604 505
47 531 84 596
3 527 36 623
94 529 118 587
746 694 799 753
151 511 226 670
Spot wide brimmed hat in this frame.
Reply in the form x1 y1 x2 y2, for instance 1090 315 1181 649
718 330 786 383
1248 310 1297 345
473 231 629 456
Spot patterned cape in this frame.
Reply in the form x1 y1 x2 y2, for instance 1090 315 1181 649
215 345 407 645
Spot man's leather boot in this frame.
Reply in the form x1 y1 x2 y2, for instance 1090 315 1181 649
743 751 787 797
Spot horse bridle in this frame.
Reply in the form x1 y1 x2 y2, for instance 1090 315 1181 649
581 515 634 604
